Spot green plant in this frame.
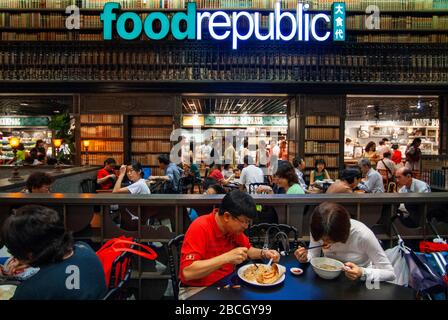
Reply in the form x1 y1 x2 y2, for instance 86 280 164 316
48 112 75 164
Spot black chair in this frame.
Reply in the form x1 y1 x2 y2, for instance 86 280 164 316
167 234 185 300
248 223 299 255
248 182 270 194
178 176 194 194
103 241 136 300
80 178 97 193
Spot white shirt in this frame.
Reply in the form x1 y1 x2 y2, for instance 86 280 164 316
344 143 354 157
127 179 151 195
240 165 264 193
224 145 236 165
271 145 280 157
376 158 396 179
200 144 212 163
221 169 234 179
399 178 431 193
238 147 250 164
307 219 396 282
377 145 391 158
181 144 190 164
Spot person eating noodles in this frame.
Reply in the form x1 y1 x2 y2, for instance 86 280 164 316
294 202 395 282
180 190 280 287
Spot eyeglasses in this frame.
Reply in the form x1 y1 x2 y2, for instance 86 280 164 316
232 216 252 226
40 185 52 192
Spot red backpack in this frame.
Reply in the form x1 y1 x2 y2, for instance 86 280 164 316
96 236 158 288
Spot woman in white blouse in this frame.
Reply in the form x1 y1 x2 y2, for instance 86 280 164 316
112 161 151 195
295 202 395 282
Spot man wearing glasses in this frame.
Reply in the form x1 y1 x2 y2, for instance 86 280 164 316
180 190 280 287
23 171 54 193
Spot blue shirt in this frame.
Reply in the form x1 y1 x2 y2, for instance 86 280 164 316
12 242 107 300
358 168 385 193
166 163 183 192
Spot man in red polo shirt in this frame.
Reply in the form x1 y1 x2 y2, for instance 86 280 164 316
96 158 117 190
180 190 280 287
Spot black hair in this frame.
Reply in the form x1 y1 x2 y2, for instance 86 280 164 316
310 202 351 243
365 141 376 153
104 158 116 166
218 190 256 219
379 140 385 146
35 139 44 148
275 162 299 186
157 154 171 166
223 164 231 170
1 205 74 267
392 144 399 150
340 168 361 184
292 157 304 169
243 155 254 165
411 138 422 146
128 161 144 178
207 184 227 195
401 168 413 177
17 143 25 151
243 140 249 148
209 162 222 171
383 151 392 158
26 172 55 193
314 159 326 171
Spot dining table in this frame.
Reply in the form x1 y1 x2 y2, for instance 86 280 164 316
188 254 416 300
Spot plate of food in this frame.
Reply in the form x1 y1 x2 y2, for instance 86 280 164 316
238 263 286 287
0 284 17 300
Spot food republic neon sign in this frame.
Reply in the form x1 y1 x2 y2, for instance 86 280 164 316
101 2 346 49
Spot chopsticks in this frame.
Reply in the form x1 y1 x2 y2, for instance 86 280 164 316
307 244 324 250
251 259 259 269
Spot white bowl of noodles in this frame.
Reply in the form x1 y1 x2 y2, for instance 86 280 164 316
310 257 344 280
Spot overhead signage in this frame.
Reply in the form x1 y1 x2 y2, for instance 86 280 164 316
101 2 346 49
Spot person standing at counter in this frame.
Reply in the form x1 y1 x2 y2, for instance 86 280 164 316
362 141 380 167
344 138 354 158
35 139 47 160
376 152 396 180
180 190 280 287
199 139 213 167
357 158 384 193
310 159 331 185
405 138 422 171
295 202 395 282
391 144 403 166
377 138 391 159
97 158 117 190
113 161 150 195
279 140 288 161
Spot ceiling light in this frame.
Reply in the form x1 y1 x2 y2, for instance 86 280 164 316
20 103 29 106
